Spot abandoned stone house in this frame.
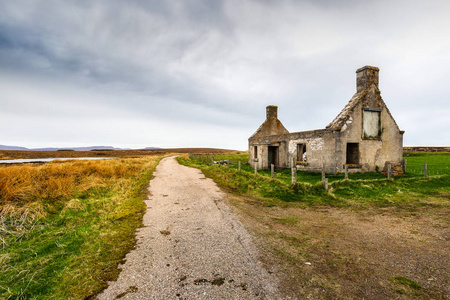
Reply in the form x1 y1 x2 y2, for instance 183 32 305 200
248 66 404 173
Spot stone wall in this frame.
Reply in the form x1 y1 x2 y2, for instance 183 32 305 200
248 66 404 174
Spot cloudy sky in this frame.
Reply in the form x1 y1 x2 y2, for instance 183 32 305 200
1 0 449 150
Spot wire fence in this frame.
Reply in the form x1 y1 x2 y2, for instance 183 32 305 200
188 153 247 167
188 154 450 181
405 163 450 176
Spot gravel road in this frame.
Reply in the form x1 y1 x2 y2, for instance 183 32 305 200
98 156 281 299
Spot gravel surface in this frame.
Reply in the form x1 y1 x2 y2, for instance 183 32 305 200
98 156 281 299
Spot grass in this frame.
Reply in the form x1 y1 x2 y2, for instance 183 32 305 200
179 152 449 299
403 152 450 176
189 151 450 184
179 153 450 209
0 156 165 299
392 276 422 290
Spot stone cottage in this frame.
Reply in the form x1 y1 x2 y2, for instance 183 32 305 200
248 66 404 173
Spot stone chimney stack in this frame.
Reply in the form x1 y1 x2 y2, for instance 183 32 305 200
356 66 379 92
266 105 278 119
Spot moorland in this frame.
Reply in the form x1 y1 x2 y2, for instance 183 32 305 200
0 148 448 299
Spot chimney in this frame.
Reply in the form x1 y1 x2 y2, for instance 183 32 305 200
356 66 379 92
266 105 278 119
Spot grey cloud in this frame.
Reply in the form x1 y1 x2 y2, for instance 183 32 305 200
0 0 449 149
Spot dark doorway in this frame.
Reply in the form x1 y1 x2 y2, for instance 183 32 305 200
346 143 359 165
268 146 279 167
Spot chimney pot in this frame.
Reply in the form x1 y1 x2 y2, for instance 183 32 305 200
356 66 379 92
266 105 278 119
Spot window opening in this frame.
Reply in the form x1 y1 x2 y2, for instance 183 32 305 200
363 109 381 139
297 144 306 162
254 146 258 159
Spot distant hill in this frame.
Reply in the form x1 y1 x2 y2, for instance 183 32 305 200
0 145 29 151
31 146 127 151
0 145 155 151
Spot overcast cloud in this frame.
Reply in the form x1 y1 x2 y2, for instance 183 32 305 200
1 0 449 149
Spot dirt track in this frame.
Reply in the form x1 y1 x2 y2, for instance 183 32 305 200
98 156 280 299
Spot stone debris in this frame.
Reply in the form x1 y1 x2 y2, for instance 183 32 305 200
382 161 404 176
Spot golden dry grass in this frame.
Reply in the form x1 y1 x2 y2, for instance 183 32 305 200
0 159 145 205
0 156 166 299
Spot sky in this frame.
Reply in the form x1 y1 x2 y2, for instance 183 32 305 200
1 0 449 150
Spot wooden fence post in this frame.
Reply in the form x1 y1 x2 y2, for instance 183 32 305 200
238 161 241 173
424 163 428 177
211 156 214 165
291 167 297 184
402 158 407 173
321 166 325 183
344 165 348 180
271 164 274 178
387 163 392 179
254 163 257 176
323 178 328 191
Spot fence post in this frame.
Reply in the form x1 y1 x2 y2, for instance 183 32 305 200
402 158 407 173
211 156 214 165
323 178 328 191
387 163 392 179
424 163 428 177
344 165 348 180
254 163 257 176
271 164 274 178
291 167 297 184
238 161 241 173
321 165 325 183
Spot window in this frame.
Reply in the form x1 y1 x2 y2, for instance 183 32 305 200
346 143 359 165
363 109 381 139
254 146 258 159
297 144 306 162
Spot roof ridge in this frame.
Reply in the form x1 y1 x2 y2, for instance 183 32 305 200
326 92 364 130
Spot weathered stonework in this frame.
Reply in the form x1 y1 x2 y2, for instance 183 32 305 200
248 66 404 173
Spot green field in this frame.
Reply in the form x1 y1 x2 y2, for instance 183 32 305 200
193 151 450 181
182 152 450 208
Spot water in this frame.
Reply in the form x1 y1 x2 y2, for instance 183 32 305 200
0 157 117 164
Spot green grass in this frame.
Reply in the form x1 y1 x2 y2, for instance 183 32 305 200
403 152 450 176
180 153 450 209
0 156 163 299
392 276 422 290
189 151 450 181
